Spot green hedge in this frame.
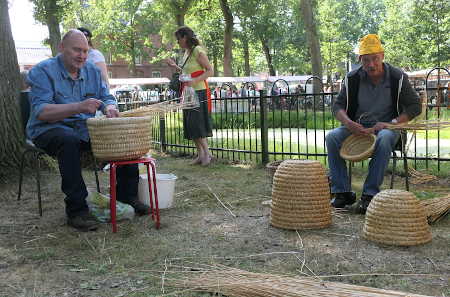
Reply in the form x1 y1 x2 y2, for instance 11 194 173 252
211 110 336 130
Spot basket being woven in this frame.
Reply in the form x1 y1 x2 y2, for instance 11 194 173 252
363 189 432 246
340 133 376 162
87 116 153 161
271 160 331 230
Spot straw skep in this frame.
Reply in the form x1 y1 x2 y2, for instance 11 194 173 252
270 160 331 230
164 264 433 297
363 189 432 246
266 160 284 185
87 116 153 161
420 195 450 224
340 134 376 162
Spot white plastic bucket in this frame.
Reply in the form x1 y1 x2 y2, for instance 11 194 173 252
138 173 177 209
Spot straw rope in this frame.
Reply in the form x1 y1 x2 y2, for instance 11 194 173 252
363 189 432 246
120 98 202 117
270 160 331 230
164 264 433 297
340 134 376 162
420 195 450 224
385 120 450 131
87 116 153 161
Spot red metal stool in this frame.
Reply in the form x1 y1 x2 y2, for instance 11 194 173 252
109 157 160 233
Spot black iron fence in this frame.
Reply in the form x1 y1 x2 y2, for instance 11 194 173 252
119 70 450 172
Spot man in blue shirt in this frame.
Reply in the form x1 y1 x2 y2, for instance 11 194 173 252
27 29 150 231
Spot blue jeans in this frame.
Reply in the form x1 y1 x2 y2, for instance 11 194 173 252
34 128 138 218
326 126 399 196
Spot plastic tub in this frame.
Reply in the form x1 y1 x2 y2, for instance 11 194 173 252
138 173 177 209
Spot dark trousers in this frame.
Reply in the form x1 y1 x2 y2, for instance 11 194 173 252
34 128 139 218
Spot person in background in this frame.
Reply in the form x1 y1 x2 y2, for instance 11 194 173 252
167 26 214 166
26 29 150 231
326 34 421 214
77 27 110 88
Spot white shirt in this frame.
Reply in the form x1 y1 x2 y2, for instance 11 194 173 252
88 48 106 64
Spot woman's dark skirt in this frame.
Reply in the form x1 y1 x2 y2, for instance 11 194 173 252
183 89 212 140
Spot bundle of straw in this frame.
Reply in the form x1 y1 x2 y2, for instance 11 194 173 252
408 167 438 185
120 99 198 117
420 195 450 224
164 264 432 297
385 120 450 131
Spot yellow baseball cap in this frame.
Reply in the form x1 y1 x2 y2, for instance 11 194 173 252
358 34 384 55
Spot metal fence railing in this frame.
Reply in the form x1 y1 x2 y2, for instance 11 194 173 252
119 75 450 172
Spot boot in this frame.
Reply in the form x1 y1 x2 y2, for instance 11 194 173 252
331 192 356 208
353 194 373 214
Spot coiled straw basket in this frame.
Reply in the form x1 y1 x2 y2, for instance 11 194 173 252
363 189 432 246
340 133 376 162
270 160 331 230
87 116 153 161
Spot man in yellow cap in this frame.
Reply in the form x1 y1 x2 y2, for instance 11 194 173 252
326 34 421 214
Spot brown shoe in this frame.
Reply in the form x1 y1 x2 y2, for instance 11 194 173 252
68 212 99 231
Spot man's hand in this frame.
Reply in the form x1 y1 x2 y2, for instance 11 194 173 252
78 98 102 114
370 122 389 133
105 104 119 118
344 119 368 135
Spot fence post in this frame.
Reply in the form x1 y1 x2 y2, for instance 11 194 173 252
159 94 166 152
260 90 269 164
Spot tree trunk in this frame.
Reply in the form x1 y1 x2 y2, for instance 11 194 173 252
0 0 24 175
175 13 184 27
45 0 62 57
261 38 275 76
300 0 323 93
219 0 233 76
213 50 219 77
242 37 250 76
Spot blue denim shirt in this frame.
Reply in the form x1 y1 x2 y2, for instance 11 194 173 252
26 55 116 141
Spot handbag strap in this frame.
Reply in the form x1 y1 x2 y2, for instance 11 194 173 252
179 46 196 70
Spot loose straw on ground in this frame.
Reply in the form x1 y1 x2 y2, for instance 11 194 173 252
162 263 435 297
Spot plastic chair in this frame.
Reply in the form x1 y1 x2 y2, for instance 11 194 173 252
109 156 160 233
348 131 409 191
17 91 101 216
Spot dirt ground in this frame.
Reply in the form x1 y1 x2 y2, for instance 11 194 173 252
0 154 449 297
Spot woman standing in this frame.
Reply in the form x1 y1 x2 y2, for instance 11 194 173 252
77 27 110 88
168 26 214 166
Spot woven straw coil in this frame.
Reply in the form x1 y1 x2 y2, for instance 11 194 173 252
270 160 331 230
87 116 153 161
340 133 376 162
363 189 432 246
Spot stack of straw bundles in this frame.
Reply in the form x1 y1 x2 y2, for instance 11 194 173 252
340 134 376 162
87 116 153 161
271 160 331 230
363 189 432 246
420 195 450 224
166 264 433 297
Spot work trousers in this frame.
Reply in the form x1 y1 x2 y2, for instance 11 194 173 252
326 126 399 196
34 128 139 218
